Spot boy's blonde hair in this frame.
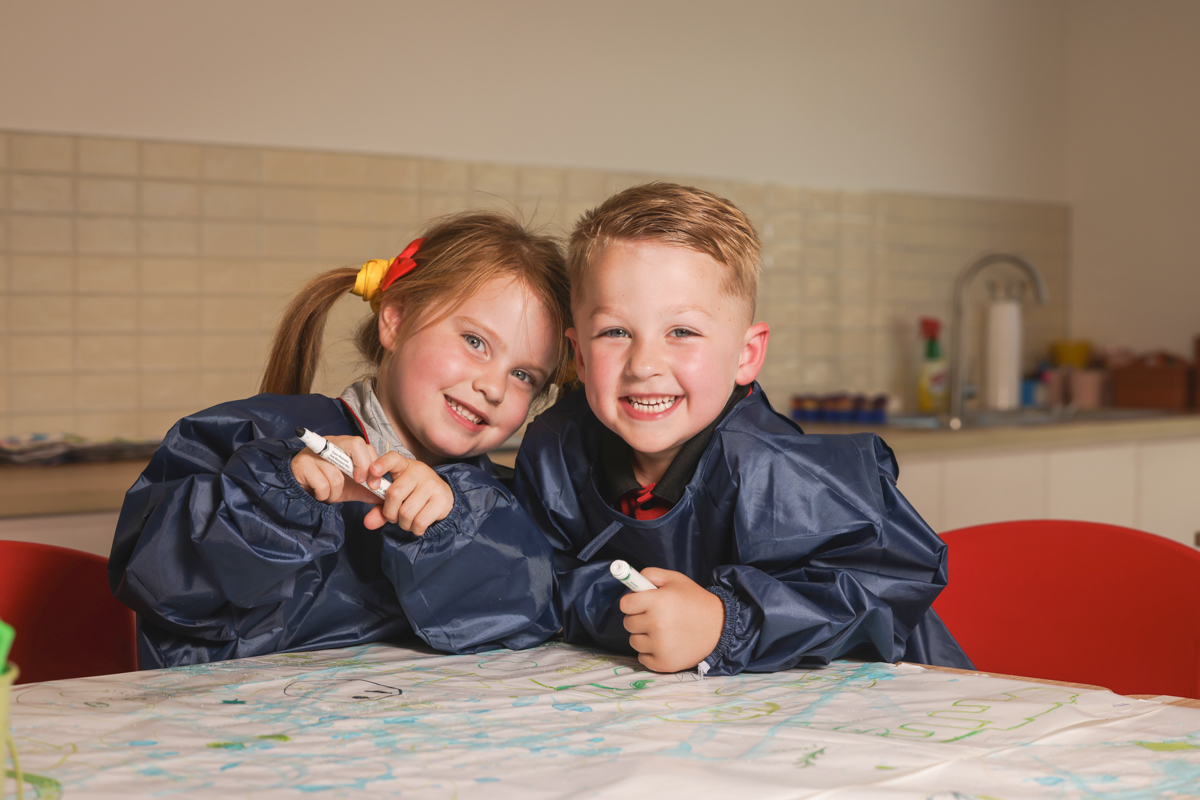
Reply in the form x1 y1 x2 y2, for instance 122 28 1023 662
567 182 762 319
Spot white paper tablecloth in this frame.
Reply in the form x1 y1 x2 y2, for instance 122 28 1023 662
7 640 1200 798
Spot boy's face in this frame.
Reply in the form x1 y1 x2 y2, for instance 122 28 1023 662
567 241 768 478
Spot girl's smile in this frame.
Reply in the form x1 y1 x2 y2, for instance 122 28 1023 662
375 276 558 465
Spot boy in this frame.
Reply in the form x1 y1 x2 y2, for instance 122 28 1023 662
515 183 971 676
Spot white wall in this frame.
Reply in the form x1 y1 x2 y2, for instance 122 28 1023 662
0 0 1068 201
5 0 1197 355
1064 0 1200 355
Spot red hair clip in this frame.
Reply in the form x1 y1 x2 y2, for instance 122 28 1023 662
379 238 426 294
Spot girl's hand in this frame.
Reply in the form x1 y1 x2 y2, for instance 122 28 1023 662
619 568 726 673
361 452 454 536
291 435 384 505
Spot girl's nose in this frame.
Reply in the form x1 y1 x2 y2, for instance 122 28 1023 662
473 365 507 404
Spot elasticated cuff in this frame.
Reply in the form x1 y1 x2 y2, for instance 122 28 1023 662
703 585 742 669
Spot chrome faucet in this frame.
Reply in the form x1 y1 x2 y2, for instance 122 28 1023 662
947 252 1049 429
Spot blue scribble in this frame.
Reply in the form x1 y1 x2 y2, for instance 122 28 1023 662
552 702 593 712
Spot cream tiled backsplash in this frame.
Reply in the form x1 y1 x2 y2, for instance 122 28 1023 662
0 129 1068 441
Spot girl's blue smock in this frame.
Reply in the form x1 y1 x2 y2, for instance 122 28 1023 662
514 385 972 676
109 393 558 669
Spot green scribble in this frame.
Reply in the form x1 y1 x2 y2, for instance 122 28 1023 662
4 770 64 800
795 747 825 768
256 734 290 741
221 699 246 704
207 742 246 750
630 679 653 690
1135 740 1199 752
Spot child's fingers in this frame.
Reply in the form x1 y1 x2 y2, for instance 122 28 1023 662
324 435 377 483
619 591 655 616
361 505 386 530
622 610 654 635
367 451 410 490
406 495 449 536
396 479 442 533
628 632 653 654
302 459 345 502
639 567 674 588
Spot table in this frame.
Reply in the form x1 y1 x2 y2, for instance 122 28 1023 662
6 641 1200 798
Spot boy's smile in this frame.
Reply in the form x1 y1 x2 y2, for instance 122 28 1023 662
567 241 769 486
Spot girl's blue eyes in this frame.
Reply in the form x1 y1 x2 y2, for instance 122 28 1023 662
463 334 536 386
600 329 630 338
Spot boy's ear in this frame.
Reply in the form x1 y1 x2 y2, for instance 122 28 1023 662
377 303 404 352
564 328 585 384
735 322 770 385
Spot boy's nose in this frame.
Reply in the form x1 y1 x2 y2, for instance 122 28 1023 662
627 338 664 380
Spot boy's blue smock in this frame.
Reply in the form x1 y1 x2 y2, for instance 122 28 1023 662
514 384 972 676
109 392 558 669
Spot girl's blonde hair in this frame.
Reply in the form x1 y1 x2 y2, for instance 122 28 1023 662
260 212 571 398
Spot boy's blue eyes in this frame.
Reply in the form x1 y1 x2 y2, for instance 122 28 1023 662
464 334 485 350
598 328 697 338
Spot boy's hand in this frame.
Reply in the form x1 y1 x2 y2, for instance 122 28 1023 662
291 435 383 506
619 568 725 673
361 452 453 536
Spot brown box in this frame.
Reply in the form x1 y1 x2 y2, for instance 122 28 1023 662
1110 355 1194 410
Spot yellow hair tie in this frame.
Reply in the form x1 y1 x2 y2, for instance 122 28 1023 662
353 259 392 313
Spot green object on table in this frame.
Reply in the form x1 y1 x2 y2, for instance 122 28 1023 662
0 619 13 671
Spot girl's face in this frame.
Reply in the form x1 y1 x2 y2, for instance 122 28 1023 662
375 276 559 465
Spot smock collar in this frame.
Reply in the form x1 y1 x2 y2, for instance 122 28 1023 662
339 377 416 460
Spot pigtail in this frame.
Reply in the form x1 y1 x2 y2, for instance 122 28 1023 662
259 268 359 395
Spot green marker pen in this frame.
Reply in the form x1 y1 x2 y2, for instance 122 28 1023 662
0 619 14 671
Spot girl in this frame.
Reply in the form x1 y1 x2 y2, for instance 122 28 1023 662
110 213 571 669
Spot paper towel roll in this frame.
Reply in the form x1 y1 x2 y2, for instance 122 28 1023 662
986 300 1022 410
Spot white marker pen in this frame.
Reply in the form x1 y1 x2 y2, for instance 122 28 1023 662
295 427 390 501
610 560 657 592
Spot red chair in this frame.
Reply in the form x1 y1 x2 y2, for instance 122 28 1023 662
0 541 137 684
933 520 1200 699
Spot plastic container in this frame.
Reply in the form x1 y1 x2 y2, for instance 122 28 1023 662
916 317 947 414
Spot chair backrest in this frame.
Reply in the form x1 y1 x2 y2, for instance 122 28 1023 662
934 520 1200 699
0 540 137 684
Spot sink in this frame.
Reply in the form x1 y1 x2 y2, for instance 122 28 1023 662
886 408 1171 430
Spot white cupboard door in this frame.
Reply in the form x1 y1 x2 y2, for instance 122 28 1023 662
1138 438 1200 547
896 458 943 532
942 450 1048 531
1047 444 1137 528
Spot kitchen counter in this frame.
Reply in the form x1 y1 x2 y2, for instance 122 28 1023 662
3 413 1198 522
802 411 1200 459
0 459 150 519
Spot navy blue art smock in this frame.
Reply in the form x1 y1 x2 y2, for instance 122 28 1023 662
109 393 558 669
514 384 972 676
